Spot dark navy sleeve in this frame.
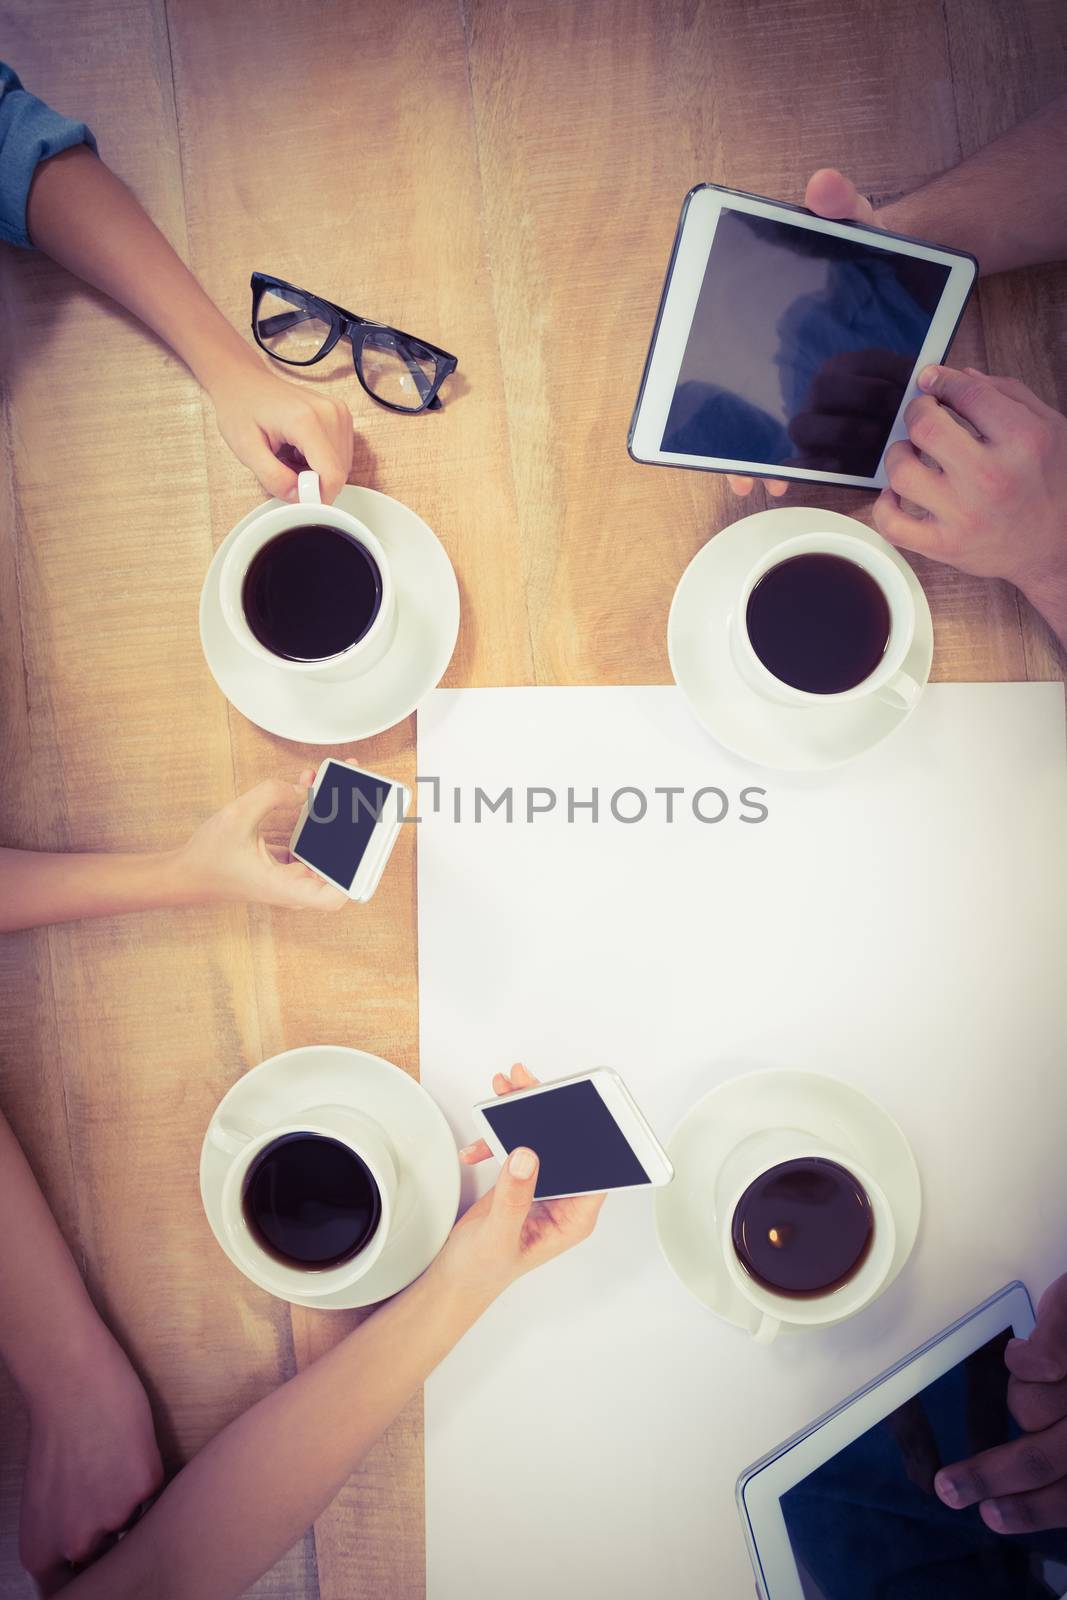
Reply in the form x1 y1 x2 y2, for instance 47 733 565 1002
0 61 98 249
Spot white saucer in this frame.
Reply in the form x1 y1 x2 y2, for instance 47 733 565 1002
667 507 934 771
199 486 460 743
200 1045 460 1309
654 1068 921 1337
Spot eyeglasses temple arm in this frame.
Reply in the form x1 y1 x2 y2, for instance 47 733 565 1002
257 309 317 337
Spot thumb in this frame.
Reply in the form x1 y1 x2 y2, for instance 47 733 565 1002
488 1148 539 1240
1007 1278 1067 1383
804 168 874 224
234 777 305 827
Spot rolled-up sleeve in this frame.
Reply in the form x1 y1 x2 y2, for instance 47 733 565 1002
0 61 97 249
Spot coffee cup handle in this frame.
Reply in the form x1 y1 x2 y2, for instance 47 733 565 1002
297 470 321 505
753 1312 782 1346
877 669 922 714
208 1118 254 1159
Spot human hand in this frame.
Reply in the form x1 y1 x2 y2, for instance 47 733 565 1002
19 1328 163 1595
207 353 354 504
171 769 349 912
433 1064 606 1305
934 1274 1067 1534
728 168 875 499
873 363 1067 600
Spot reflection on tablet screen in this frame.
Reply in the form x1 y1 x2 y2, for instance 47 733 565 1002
780 1332 1067 1599
661 208 951 477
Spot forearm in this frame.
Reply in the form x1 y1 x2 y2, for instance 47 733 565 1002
71 1264 495 1600
0 1112 105 1409
876 93 1067 273
0 846 192 931
25 145 257 393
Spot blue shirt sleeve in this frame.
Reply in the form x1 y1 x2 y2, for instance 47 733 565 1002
0 61 98 249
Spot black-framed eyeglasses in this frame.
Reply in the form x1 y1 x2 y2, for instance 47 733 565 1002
250 272 458 414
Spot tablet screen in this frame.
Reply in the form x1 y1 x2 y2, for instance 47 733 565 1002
779 1330 1067 1598
660 207 951 477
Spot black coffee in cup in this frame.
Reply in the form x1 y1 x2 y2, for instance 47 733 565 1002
242 1132 382 1270
241 525 382 661
731 1157 874 1298
746 553 890 694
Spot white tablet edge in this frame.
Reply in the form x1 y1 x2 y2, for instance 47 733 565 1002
736 1279 1035 1600
628 184 977 490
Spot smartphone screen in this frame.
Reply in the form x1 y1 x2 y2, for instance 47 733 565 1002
481 1078 651 1197
293 763 395 890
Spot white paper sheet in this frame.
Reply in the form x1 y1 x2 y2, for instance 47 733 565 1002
418 684 1067 1600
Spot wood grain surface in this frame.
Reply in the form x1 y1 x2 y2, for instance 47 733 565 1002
0 2 1064 1595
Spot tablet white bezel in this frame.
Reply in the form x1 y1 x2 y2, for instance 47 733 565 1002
473 1068 674 1198
628 184 977 489
736 1280 1035 1599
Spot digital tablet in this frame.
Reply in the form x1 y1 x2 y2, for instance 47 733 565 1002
735 1281 1067 1600
628 184 977 490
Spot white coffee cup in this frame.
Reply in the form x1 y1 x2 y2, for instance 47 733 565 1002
218 471 397 679
731 529 920 712
716 1128 896 1345
209 1103 399 1301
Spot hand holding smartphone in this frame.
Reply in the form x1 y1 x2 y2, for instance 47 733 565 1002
466 1066 673 1200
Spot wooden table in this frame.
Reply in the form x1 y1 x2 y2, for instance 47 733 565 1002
1 2 1064 1594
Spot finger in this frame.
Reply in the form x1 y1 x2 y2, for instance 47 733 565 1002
884 440 951 517
275 861 348 909
459 1138 493 1163
917 364 1028 444
873 486 944 557
297 767 316 790
979 1478 1067 1535
234 777 305 826
803 168 875 224
901 393 981 474
964 368 1059 422
492 1072 520 1095
726 475 756 496
235 428 301 502
1007 1280 1067 1384
935 1416 1067 1507
766 479 789 497
35 1560 73 1598
572 1190 608 1228
1009 1372 1067 1433
508 1062 539 1089
488 1147 539 1240
286 409 347 503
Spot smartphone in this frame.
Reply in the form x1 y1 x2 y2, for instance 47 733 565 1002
628 183 977 490
472 1069 674 1199
289 758 411 902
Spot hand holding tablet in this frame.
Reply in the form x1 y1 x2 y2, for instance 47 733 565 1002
738 1280 1067 1598
629 179 976 490
935 1273 1067 1536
